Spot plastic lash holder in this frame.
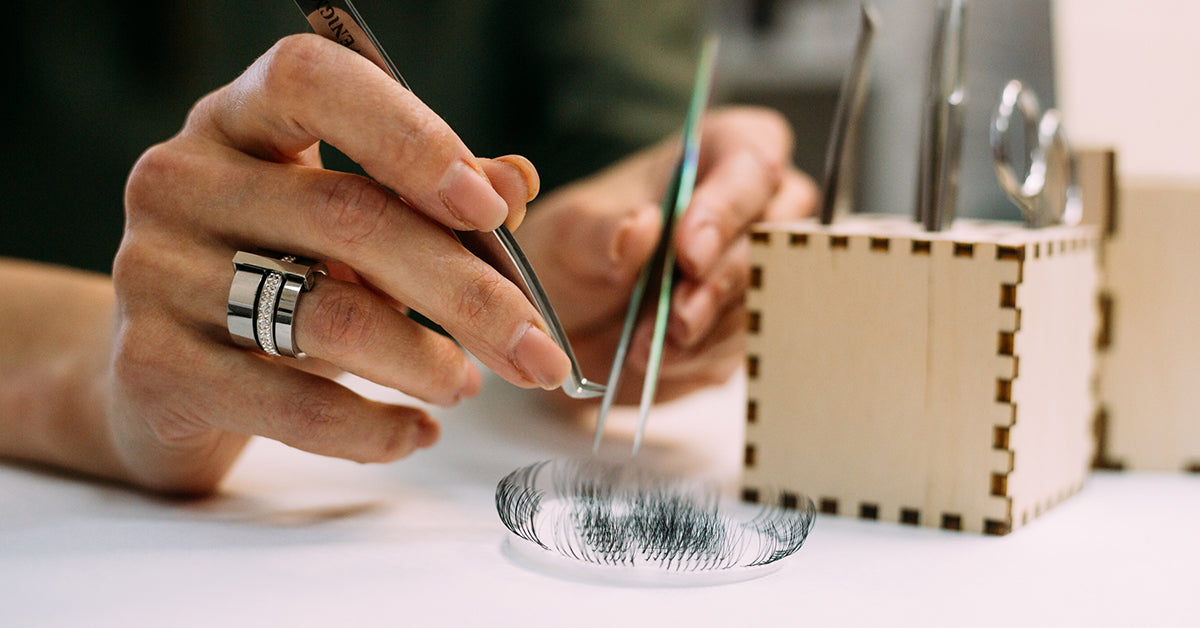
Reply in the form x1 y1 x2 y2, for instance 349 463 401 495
496 459 816 586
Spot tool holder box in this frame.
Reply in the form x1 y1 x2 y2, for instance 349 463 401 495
1095 180 1200 472
741 216 1100 535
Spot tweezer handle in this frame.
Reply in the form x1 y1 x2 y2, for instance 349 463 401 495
295 0 411 91
457 229 604 398
294 0 602 398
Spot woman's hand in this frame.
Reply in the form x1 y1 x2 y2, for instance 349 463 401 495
108 35 571 492
518 107 818 405
0 40 814 495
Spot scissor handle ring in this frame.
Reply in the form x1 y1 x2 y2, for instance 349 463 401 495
990 80 1048 215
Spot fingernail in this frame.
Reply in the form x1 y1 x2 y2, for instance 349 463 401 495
494 154 541 202
510 322 569 390
685 225 721 276
609 205 660 279
439 159 508 230
672 284 712 346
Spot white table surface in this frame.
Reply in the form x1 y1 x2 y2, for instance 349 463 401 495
2 371 1197 627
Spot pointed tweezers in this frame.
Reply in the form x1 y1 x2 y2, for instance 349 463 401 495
293 0 603 399
818 5 879 225
914 0 967 232
591 36 720 456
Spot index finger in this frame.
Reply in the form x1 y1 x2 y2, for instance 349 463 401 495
189 34 509 232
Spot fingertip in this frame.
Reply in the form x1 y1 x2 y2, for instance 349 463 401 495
492 155 540 202
414 413 441 449
439 159 509 231
458 362 483 400
504 322 571 391
480 155 539 231
609 203 662 281
794 169 821 218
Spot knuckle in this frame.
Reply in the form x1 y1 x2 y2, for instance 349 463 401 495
319 176 394 248
111 236 165 307
455 268 506 327
124 142 181 221
110 321 153 388
284 388 344 445
711 106 791 179
390 112 445 169
259 35 325 99
750 106 794 144
307 286 379 355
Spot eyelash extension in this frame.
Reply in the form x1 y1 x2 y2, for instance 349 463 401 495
496 460 816 575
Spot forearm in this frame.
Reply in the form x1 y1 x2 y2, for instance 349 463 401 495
0 258 126 480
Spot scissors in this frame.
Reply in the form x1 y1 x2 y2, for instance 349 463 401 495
990 79 1081 228
293 0 603 399
591 36 719 456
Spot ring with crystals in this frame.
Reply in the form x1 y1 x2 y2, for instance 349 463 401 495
227 251 327 359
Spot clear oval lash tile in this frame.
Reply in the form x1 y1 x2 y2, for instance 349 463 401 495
495 459 816 587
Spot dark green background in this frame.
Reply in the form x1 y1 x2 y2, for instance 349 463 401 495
2 1 700 273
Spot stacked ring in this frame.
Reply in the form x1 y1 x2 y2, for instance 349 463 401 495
227 251 327 359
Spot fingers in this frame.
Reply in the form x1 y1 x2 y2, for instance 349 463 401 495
124 329 442 465
479 155 541 230
222 357 441 464
130 138 569 392
601 299 746 406
154 35 566 390
675 107 794 278
667 167 815 348
292 278 481 406
112 225 477 408
190 34 509 232
766 167 820 222
665 167 815 348
668 237 750 348
517 197 663 334
247 166 569 391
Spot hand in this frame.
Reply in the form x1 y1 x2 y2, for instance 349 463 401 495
517 106 817 405
110 35 571 492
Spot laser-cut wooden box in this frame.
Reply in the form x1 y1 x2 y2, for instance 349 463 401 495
741 216 1100 535
1095 182 1200 472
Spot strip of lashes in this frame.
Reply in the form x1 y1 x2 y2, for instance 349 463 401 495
496 460 815 572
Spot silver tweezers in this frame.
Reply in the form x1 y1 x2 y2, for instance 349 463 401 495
914 0 967 232
819 5 879 225
294 0 603 399
591 36 719 456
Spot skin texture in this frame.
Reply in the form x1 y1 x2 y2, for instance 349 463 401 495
0 35 815 494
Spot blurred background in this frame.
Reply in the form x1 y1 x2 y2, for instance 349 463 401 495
2 0 1196 274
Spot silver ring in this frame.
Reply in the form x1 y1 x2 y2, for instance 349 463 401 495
227 251 326 359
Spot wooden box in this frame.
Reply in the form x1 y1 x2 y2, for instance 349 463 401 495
1095 182 1200 472
741 216 1100 535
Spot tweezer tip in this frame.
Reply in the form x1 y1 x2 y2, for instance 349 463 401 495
861 3 880 30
